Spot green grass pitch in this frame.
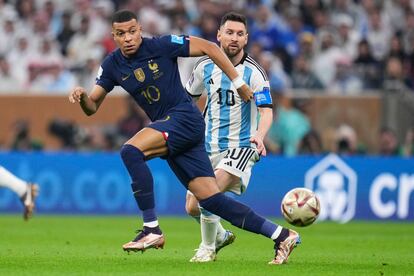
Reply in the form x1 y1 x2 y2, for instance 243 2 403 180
0 216 413 275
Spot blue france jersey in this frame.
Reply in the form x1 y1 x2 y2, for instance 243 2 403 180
186 53 272 154
96 35 193 121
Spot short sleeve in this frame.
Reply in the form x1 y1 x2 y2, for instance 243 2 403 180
157 35 190 58
185 59 206 99
96 56 117 92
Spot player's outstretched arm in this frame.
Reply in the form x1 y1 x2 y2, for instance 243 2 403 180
188 36 253 102
68 85 107 116
250 107 273 156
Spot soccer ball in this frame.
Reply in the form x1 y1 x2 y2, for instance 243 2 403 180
281 188 320 227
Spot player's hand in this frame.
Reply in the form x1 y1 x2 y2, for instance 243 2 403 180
69 87 87 103
236 84 254 102
250 135 267 156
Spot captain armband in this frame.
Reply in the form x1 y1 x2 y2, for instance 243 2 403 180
254 87 272 107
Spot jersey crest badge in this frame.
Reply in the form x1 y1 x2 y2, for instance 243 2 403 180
134 68 145 82
148 60 164 80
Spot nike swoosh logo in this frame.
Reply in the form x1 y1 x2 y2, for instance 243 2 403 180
122 74 131 81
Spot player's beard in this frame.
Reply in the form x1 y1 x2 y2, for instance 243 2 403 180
223 45 242 58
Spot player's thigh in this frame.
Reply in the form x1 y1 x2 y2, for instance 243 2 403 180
125 127 168 158
215 168 241 192
185 191 200 216
215 148 259 194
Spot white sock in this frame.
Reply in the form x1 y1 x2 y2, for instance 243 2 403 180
271 226 283 240
215 219 227 243
143 220 159 228
0 166 27 197
200 212 220 250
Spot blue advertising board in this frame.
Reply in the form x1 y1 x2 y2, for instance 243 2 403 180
0 152 413 221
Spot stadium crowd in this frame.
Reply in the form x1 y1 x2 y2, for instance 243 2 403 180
1 0 414 156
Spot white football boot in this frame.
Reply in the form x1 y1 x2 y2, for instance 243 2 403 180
190 245 216 262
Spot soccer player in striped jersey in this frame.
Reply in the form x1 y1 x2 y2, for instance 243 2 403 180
185 12 299 264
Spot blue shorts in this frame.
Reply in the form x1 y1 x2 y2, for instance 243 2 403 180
149 105 215 187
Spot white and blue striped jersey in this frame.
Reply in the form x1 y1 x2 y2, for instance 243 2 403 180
185 53 272 154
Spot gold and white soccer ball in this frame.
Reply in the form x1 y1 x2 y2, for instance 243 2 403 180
281 188 320 227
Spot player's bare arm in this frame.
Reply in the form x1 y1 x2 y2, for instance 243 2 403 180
68 85 107 116
188 36 253 102
250 107 273 156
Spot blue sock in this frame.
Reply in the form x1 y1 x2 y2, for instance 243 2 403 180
120 144 157 223
199 193 279 238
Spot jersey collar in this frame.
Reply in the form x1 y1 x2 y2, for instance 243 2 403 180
235 52 248 67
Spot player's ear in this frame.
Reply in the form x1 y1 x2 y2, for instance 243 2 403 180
217 29 221 43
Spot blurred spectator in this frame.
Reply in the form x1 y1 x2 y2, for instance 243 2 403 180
382 57 412 91
0 13 18 55
266 98 311 156
353 39 383 89
248 41 264 61
15 0 36 24
328 56 363 95
42 0 62 38
66 15 103 70
388 34 407 63
48 118 82 149
334 124 365 155
76 53 101 90
334 13 360 59
366 8 392 61
30 62 76 94
9 119 42 150
0 0 15 20
291 54 324 90
0 55 22 92
56 10 75 56
8 35 33 85
402 11 414 56
329 0 361 28
138 5 170 36
378 127 401 156
196 14 219 43
298 32 315 61
298 0 324 30
258 51 290 93
384 0 412 33
249 4 281 52
298 129 323 155
312 31 344 87
402 127 414 157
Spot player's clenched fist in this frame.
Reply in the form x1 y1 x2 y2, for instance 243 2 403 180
236 84 254 102
69 87 86 103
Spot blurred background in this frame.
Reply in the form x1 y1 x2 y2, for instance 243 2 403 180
0 0 413 221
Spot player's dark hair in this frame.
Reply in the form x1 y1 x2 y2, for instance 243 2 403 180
111 10 137 24
220 12 247 29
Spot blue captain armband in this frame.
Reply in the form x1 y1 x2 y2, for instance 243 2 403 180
254 87 272 106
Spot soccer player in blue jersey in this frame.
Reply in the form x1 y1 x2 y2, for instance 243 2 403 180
68 10 298 264
185 12 299 264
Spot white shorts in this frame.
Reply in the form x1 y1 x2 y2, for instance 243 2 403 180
210 148 260 195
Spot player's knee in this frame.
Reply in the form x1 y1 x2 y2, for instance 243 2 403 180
120 144 144 165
